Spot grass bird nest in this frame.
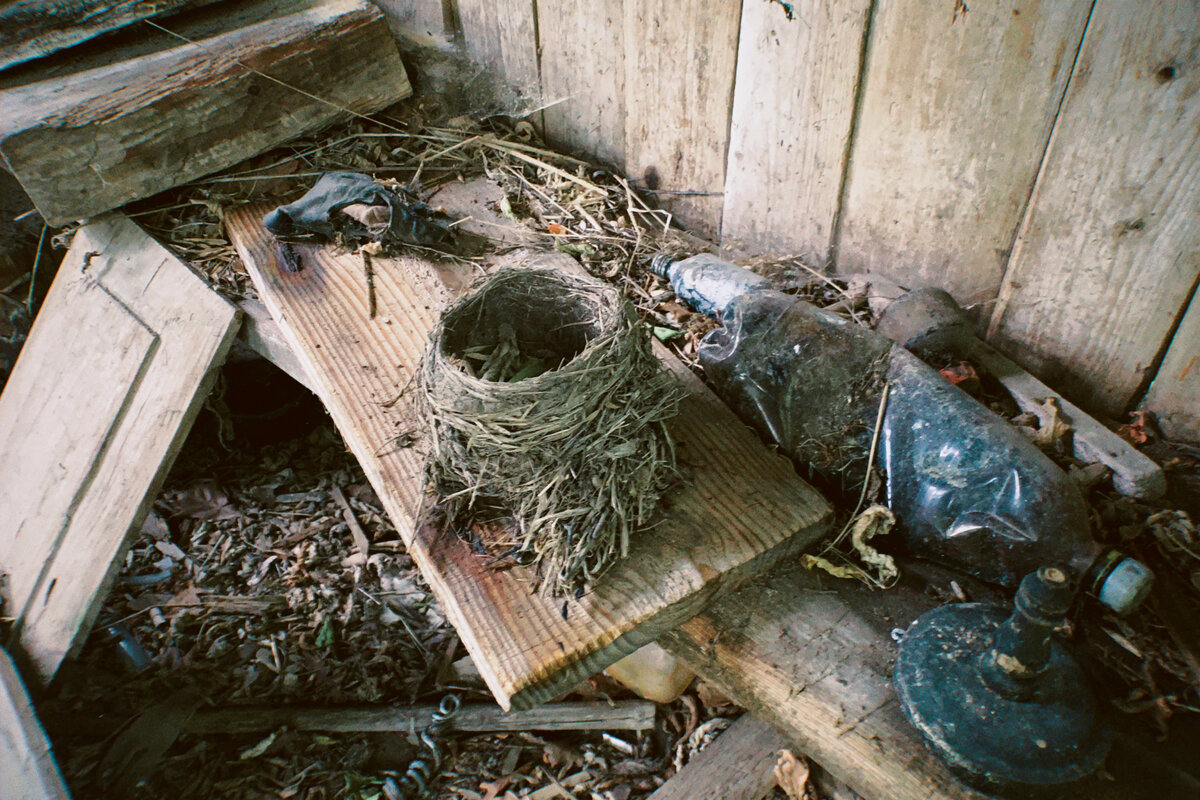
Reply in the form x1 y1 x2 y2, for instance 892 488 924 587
418 267 683 595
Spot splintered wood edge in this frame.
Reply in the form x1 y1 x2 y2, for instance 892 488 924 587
226 204 832 709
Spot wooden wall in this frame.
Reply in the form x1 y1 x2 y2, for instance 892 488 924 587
373 0 1200 442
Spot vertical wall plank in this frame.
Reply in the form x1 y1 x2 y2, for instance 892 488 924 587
720 0 871 268
835 0 1090 307
538 0 625 167
988 1 1200 415
458 0 540 93
369 0 449 46
623 0 741 239
1143 291 1200 442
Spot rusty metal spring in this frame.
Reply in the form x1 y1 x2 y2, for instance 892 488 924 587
383 694 462 799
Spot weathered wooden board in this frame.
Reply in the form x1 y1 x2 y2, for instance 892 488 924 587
660 564 1188 800
1142 289 1200 442
0 647 71 800
622 0 741 239
457 0 541 95
226 204 832 710
987 2 1200 416
0 215 239 683
834 0 1090 307
537 0 626 167
0 0 228 72
647 712 788 800
719 0 872 267
0 0 409 227
369 0 449 47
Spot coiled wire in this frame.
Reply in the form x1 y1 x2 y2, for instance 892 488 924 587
383 694 462 799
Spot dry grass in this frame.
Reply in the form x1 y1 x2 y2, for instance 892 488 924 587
419 268 683 595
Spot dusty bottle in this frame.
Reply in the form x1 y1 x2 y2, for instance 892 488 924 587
652 253 1152 613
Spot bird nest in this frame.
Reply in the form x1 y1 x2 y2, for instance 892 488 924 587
417 267 683 595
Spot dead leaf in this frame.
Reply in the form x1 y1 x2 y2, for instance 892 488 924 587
480 776 511 800
695 680 733 708
1118 410 1157 445
774 749 812 799
1034 397 1071 448
547 223 567 235
166 480 239 521
938 361 979 393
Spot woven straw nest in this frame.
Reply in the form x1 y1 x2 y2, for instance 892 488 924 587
417 267 683 595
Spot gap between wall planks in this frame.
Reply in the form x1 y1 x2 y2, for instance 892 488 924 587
833 0 1091 309
719 0 872 269
0 0 410 228
225 203 832 711
456 0 540 96
1142 287 1200 442
0 215 240 684
622 0 742 241
537 0 627 169
988 1 1200 418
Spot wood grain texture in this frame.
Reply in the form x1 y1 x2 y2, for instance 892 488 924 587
457 0 540 94
647 712 788 800
719 0 871 267
0 647 71 800
0 0 410 227
1142 289 1200 442
835 0 1090 307
659 565 1141 800
0 0 227 72
0 215 239 683
226 204 832 710
987 1 1200 415
623 0 741 240
537 0 626 167
184 699 656 735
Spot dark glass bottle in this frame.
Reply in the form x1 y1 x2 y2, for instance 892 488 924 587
653 253 1152 613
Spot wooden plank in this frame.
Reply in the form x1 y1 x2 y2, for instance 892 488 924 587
0 647 71 800
226 204 832 710
537 0 625 167
647 713 788 800
457 0 540 94
368 0 450 47
835 0 1090 307
0 0 410 227
0 215 240 682
236 298 319 395
660 563 1174 800
719 0 871 268
186 699 656 735
0 0 228 72
987 2 1200 416
1142 290 1200 442
622 0 741 239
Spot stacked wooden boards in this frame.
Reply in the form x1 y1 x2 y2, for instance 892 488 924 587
0 0 410 227
225 205 833 710
0 215 239 683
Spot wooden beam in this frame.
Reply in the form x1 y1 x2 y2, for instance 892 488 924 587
225 204 832 710
0 0 410 227
0 647 71 800
988 2 1200 416
660 563 1177 800
0 0 228 72
719 0 871 267
457 0 541 96
834 0 1090 306
236 298 319 395
647 713 788 800
0 214 239 683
